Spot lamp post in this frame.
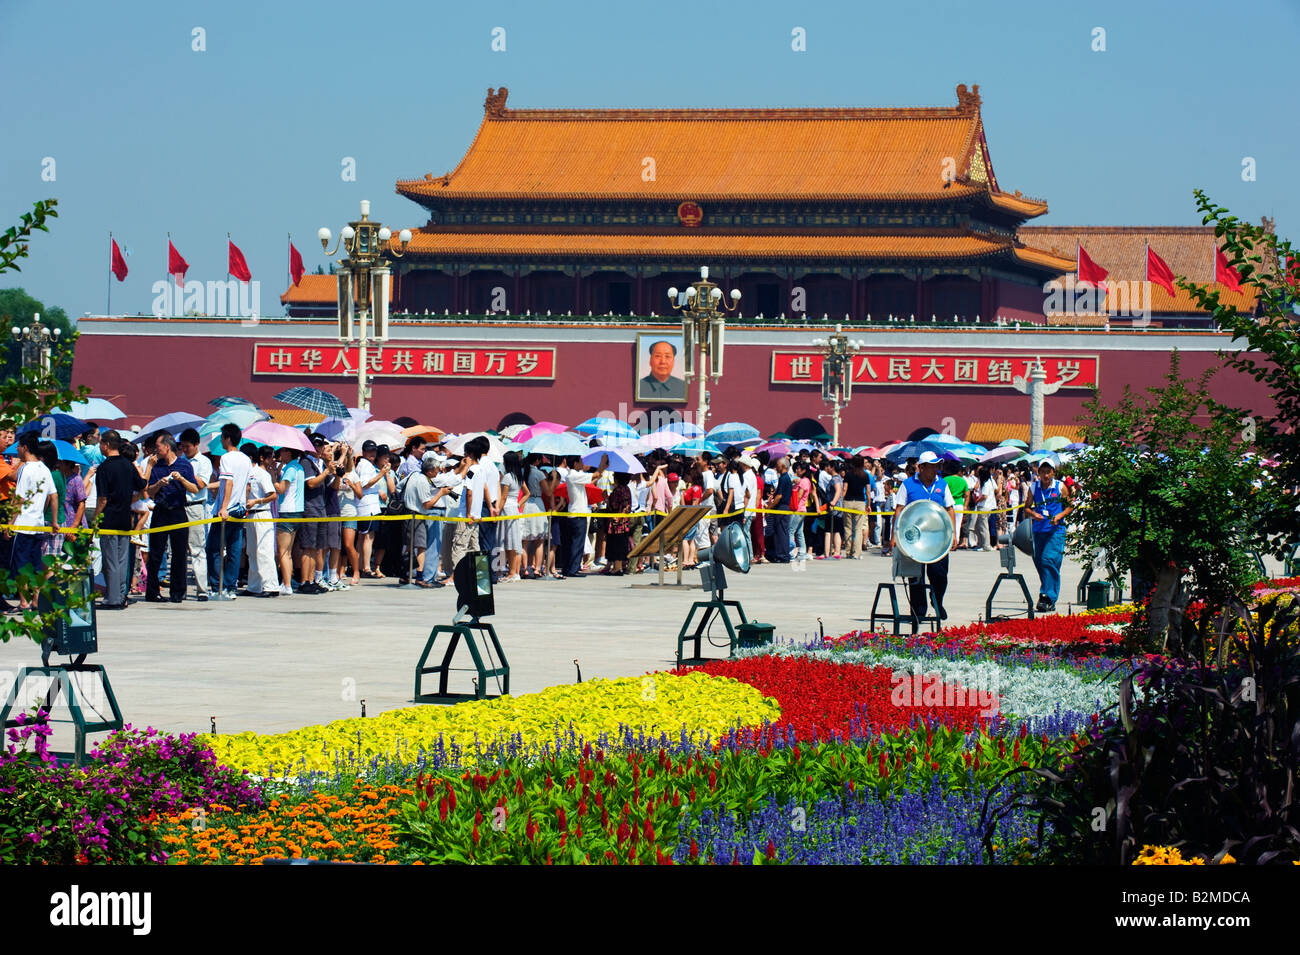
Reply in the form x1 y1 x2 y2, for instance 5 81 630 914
665 266 740 428
811 324 864 446
11 313 61 374
319 200 411 410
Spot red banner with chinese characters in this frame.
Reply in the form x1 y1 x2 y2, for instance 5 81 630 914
771 352 1098 389
253 344 556 380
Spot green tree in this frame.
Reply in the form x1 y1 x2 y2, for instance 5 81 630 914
1182 192 1299 556
0 288 74 385
1069 351 1274 651
0 198 95 647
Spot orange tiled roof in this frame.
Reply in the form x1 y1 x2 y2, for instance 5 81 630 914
395 228 1070 268
1017 226 1258 314
279 274 394 306
395 85 1048 215
965 422 1084 444
280 274 337 305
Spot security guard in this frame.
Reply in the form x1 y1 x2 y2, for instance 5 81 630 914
891 451 957 629
1024 459 1073 612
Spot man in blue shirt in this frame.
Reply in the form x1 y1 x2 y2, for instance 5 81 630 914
143 432 195 602
891 451 957 630
1024 460 1074 612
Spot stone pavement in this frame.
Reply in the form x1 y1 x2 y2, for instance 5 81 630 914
1 547 1102 739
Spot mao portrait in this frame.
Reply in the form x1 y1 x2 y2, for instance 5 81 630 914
635 333 686 404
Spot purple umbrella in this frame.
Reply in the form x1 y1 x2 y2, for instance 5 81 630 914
581 446 645 474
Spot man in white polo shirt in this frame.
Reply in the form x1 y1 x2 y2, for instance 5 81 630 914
215 422 252 594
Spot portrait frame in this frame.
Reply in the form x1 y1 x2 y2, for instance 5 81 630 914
634 332 688 405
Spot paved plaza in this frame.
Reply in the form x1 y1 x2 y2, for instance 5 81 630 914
0 547 1121 740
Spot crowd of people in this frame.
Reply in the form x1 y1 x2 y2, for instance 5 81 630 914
0 419 1076 625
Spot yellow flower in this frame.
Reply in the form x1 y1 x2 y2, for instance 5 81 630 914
207 672 780 775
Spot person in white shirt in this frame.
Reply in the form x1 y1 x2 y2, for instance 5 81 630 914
560 454 601 577
448 437 490 572
10 433 58 608
352 440 389 577
243 446 279 595
973 465 998 552
213 423 253 594
174 428 214 599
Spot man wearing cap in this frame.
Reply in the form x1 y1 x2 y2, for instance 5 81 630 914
1024 459 1074 612
891 451 957 629
405 452 453 587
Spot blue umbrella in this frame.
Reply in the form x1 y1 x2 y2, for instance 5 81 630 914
3 438 88 465
199 406 268 438
57 398 126 420
656 421 705 438
885 440 956 462
672 438 724 456
17 413 89 441
706 422 760 445
274 386 349 419
209 395 259 409
574 417 637 438
135 411 206 438
582 447 646 474
524 431 591 458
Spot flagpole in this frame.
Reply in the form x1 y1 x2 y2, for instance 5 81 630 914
287 232 291 292
107 231 112 316
227 231 231 283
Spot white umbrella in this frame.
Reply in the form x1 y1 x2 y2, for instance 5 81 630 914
350 420 405 454
442 431 507 463
979 446 1024 465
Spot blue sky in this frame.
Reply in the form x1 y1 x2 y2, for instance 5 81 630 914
2 0 1296 319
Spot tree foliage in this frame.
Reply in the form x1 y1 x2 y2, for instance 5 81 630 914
0 198 95 647
1069 351 1275 651
1183 190 1300 551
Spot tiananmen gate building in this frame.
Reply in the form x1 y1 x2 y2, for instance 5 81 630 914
72 85 1275 437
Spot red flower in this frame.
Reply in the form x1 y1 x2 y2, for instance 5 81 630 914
557 807 568 833
689 839 699 860
438 797 448 822
765 838 777 860
418 798 428 812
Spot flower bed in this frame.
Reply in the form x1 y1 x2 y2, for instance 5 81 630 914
207 673 781 777
679 656 993 742
161 786 405 864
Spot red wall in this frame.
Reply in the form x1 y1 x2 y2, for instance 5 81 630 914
73 328 1276 441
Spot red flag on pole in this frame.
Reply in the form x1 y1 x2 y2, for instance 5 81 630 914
228 240 252 282
110 238 128 282
168 240 189 287
1077 244 1109 286
289 242 305 287
1215 247 1243 293
1146 244 1176 296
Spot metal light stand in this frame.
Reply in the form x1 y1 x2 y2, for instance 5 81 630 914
985 537 1035 621
675 561 748 667
414 618 510 703
0 569 123 765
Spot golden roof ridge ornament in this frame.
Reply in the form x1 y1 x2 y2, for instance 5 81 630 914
485 86 509 117
956 83 981 113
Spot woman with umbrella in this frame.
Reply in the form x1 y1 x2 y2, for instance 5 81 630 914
602 471 634 575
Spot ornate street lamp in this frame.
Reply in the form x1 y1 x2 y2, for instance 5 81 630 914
11 312 61 374
665 266 740 428
319 200 411 410
811 324 864 446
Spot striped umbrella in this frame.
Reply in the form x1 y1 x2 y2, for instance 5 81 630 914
274 387 349 419
208 395 259 409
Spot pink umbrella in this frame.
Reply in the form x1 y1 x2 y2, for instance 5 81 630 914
514 421 568 444
756 440 791 460
243 420 317 455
